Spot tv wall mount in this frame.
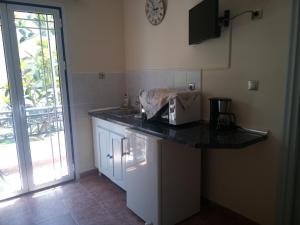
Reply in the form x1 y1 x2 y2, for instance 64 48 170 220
219 10 231 27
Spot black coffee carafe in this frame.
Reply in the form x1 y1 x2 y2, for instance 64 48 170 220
209 98 236 130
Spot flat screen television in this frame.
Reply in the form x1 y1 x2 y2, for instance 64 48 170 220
189 0 220 45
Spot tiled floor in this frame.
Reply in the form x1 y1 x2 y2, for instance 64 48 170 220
0 174 258 225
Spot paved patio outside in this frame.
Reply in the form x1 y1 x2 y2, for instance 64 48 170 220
0 131 68 199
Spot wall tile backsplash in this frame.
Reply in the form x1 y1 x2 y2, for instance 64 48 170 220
71 72 125 108
70 72 125 173
126 69 202 106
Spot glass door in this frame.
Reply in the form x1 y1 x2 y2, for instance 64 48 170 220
7 5 74 190
0 3 74 200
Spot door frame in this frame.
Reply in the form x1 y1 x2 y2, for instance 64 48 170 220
6 3 75 191
0 0 77 199
0 3 29 200
277 0 300 224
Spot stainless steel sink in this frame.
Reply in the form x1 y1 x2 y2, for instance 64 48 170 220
108 108 140 117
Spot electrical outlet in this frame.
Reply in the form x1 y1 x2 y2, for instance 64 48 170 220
248 80 259 91
98 72 105 79
251 9 263 20
188 83 196 90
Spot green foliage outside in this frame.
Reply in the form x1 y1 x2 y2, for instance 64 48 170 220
0 13 61 110
0 13 63 144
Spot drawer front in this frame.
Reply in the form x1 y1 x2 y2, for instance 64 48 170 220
94 118 127 134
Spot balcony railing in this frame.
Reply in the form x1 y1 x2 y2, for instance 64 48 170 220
0 106 64 143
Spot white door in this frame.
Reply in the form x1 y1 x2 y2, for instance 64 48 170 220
96 126 110 176
0 3 27 200
0 3 74 200
110 132 126 189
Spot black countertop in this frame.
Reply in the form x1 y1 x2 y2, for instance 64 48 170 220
89 109 268 149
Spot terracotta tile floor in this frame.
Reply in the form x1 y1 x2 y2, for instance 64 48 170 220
0 174 258 225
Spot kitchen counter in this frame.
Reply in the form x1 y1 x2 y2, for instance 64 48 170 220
89 108 268 149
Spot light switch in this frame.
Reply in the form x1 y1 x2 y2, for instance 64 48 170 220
248 80 259 91
98 72 105 79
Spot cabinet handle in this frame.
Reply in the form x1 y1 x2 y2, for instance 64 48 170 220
121 137 130 157
107 154 113 159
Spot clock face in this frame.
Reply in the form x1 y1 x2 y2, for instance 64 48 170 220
145 0 165 26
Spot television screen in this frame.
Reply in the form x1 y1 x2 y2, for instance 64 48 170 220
189 0 220 45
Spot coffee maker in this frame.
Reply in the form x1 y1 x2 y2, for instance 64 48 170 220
209 98 236 130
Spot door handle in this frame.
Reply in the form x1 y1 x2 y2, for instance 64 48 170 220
121 137 130 157
20 104 25 112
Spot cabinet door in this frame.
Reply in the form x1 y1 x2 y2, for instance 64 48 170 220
96 126 110 177
92 118 99 169
110 132 126 189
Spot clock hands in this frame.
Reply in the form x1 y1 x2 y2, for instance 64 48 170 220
149 0 160 11
150 0 155 9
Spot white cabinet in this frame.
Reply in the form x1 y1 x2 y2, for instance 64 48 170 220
110 132 126 189
92 117 127 190
96 126 111 177
92 117 201 225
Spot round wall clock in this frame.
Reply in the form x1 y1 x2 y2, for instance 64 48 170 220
145 0 166 26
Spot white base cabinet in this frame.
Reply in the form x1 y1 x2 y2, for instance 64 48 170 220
92 117 127 190
92 117 202 225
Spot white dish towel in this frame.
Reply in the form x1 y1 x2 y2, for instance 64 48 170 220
139 88 201 119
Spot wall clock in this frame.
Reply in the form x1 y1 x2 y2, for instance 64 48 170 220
145 0 166 26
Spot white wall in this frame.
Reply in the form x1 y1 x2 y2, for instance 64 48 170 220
60 0 125 174
124 0 230 70
201 1 290 224
61 0 125 74
123 0 292 224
